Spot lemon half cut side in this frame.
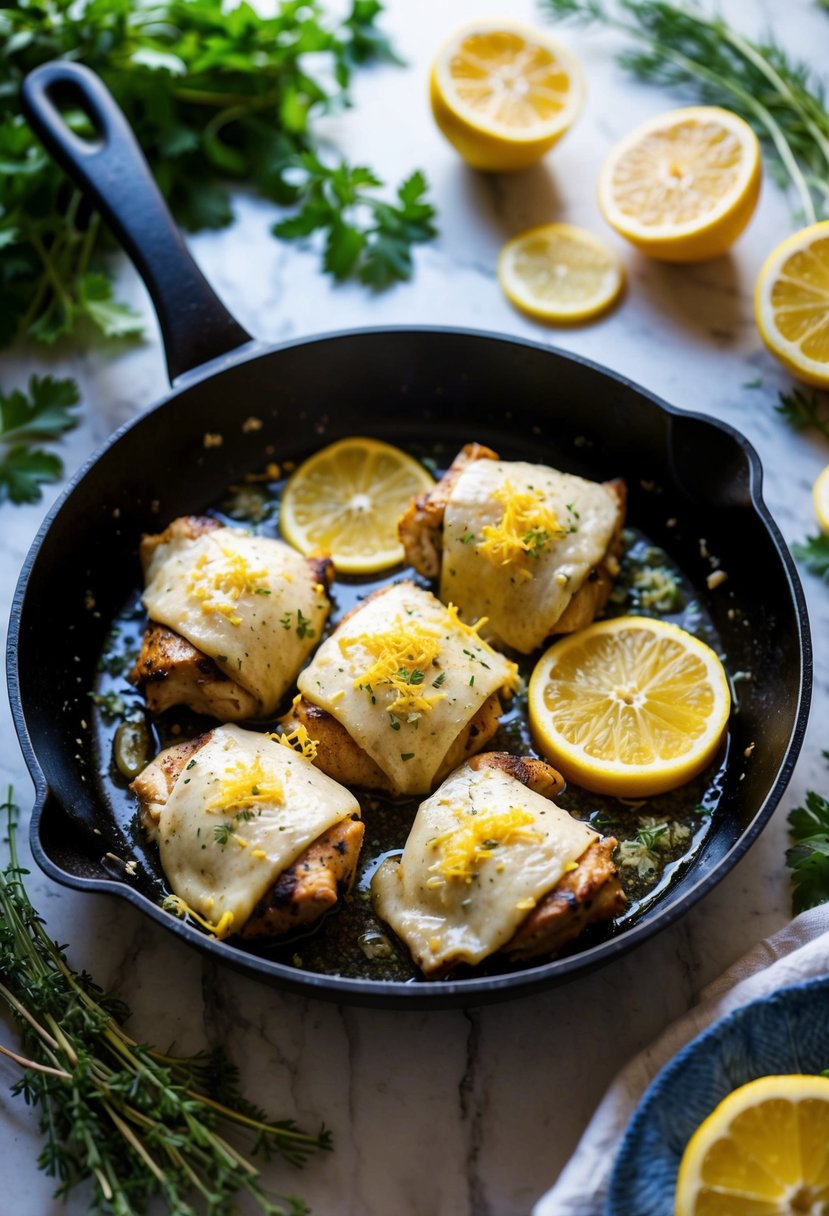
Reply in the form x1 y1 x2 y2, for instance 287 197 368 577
598 106 761 262
675 1074 829 1216
755 222 829 389
498 223 624 323
430 21 585 172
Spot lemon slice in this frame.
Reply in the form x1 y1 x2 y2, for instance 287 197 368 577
675 1074 829 1216
280 438 434 575
527 616 730 797
598 106 761 262
814 464 829 534
498 223 624 323
430 21 584 172
755 222 829 388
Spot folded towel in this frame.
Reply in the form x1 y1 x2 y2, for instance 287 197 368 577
533 903 829 1216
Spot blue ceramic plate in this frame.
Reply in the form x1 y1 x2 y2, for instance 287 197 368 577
606 974 829 1215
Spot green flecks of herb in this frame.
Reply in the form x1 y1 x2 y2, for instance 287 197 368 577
776 388 829 441
460 531 476 544
743 376 764 389
793 534 829 583
186 759 197 770
280 612 293 630
400 752 415 762
396 668 424 685
89 689 127 722
693 803 711 816
469 675 475 686
407 712 421 725
217 654 228 663
254 587 272 596
296 609 315 639
388 715 401 731
432 672 447 687
523 528 552 558
0 376 81 505
214 822 236 846
787 784 829 913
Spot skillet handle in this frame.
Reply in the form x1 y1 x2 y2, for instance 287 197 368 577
21 61 253 383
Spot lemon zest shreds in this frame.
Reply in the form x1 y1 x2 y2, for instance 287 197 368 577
340 620 447 715
205 757 284 816
428 807 543 884
187 544 269 627
477 480 564 577
267 725 319 760
162 894 235 940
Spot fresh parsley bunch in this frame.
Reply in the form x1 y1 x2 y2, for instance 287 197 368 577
787 767 829 913
0 0 437 348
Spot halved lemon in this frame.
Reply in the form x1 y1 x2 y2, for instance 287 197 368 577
498 223 624 323
528 616 731 797
755 222 829 388
280 437 433 575
814 464 829 534
675 1074 829 1216
429 21 584 172
598 106 761 262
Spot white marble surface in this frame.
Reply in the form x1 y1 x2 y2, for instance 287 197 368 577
2 1 829 1213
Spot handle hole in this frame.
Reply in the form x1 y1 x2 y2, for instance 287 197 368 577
45 80 105 149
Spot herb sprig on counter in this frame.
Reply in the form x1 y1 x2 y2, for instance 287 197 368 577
0 375 80 504
792 533 829 583
776 388 829 443
541 0 829 224
787 766 829 913
0 0 436 348
0 791 329 1215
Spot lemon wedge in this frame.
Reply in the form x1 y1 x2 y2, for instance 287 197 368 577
755 222 829 388
675 1074 829 1216
598 106 761 262
280 437 433 575
430 21 584 172
527 616 731 797
498 223 624 323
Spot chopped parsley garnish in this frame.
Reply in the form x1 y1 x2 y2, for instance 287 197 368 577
296 609 315 640
432 672 447 687
280 612 293 630
460 531 476 544
400 752 415 762
214 822 235 847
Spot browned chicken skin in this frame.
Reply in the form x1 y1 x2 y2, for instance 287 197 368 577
129 515 333 720
281 691 506 794
398 444 627 637
131 734 363 941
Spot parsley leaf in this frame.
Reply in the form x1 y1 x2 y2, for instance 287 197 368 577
1 0 436 352
787 787 829 913
792 534 829 583
776 389 829 441
0 375 80 504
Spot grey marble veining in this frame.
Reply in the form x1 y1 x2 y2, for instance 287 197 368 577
2 1 829 1214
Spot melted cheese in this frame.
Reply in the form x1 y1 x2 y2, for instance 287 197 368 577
371 762 596 974
297 583 518 795
441 460 621 653
143 527 329 715
157 725 359 937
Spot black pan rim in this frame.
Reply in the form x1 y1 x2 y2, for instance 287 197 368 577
7 325 814 1008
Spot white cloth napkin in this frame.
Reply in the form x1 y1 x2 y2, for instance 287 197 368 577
533 905 829 1216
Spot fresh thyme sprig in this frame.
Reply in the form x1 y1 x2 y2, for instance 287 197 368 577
0 790 329 1215
541 0 829 224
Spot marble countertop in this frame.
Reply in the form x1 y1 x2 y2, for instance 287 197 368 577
2 1 829 1213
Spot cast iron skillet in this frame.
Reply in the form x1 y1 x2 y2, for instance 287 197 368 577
9 62 811 1010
